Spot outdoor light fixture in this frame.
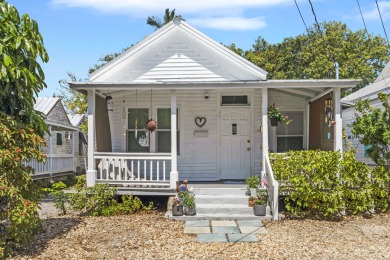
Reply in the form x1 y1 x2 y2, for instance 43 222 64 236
204 92 209 100
324 98 333 126
106 95 112 101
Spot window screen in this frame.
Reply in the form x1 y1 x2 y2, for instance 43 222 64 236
56 133 62 146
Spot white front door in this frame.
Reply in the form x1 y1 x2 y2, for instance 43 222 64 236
221 108 251 179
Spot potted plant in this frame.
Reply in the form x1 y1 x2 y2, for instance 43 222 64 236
171 197 183 216
182 191 196 216
246 176 259 196
254 189 268 216
268 104 292 126
248 196 255 207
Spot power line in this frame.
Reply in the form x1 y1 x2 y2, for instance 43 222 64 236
294 0 308 33
356 0 369 39
375 0 390 47
307 0 333 62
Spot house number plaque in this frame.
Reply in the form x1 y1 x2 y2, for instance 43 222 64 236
195 117 207 127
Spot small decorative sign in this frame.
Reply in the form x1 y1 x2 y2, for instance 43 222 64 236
195 117 206 127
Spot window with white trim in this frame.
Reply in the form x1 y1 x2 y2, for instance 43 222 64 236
126 108 180 153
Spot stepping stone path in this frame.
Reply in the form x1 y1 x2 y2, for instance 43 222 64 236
184 220 267 243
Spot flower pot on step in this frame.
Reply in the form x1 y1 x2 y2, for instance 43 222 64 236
254 204 267 216
172 205 183 216
184 206 196 216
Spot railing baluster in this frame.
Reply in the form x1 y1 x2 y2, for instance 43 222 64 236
157 161 160 181
131 160 134 180
163 160 166 181
137 160 140 180
150 160 153 181
144 160 146 180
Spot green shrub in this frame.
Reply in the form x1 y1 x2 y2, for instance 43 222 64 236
69 184 154 216
246 176 260 189
43 181 68 215
271 150 389 218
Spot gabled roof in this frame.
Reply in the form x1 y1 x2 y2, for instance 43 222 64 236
89 18 268 84
68 114 85 127
342 62 390 103
34 98 60 115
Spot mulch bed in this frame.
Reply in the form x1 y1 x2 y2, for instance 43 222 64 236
10 212 390 259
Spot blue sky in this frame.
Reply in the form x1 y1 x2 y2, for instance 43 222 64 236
6 0 390 97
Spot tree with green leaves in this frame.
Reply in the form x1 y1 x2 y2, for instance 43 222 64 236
244 21 389 90
0 1 49 256
351 92 390 174
146 8 184 30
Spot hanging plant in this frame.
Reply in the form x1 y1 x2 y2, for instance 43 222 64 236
268 103 292 126
146 118 157 132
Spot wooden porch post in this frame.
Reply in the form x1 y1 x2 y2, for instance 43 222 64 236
262 88 269 174
170 90 178 189
334 87 342 153
72 130 76 173
49 125 52 175
87 89 96 187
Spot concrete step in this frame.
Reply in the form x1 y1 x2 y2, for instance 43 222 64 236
195 194 248 205
194 188 247 196
165 212 272 221
196 204 254 215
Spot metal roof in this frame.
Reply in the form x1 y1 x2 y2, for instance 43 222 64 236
68 114 85 127
34 98 60 115
342 62 390 104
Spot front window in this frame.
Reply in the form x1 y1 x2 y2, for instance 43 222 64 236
126 108 180 153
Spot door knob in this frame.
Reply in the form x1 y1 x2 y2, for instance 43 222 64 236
247 148 251 151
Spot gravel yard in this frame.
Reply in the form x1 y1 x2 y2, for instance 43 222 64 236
11 209 390 259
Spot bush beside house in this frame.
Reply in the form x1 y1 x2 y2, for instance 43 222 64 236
271 150 389 218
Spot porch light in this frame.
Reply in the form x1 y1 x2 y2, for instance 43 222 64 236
324 98 333 126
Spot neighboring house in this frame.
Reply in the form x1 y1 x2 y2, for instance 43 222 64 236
70 18 358 194
342 62 390 165
30 98 86 177
68 113 88 173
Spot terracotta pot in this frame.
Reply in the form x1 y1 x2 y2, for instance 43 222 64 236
147 120 157 132
248 200 255 207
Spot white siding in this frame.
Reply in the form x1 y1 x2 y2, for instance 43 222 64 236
109 90 219 181
342 99 384 165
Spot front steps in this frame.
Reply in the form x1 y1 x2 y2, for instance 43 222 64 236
166 187 272 221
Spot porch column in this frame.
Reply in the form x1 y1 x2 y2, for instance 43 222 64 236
262 88 269 174
49 125 52 176
334 87 342 153
170 90 178 189
87 89 96 187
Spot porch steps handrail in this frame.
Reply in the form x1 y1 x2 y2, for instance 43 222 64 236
264 154 279 221
94 152 171 160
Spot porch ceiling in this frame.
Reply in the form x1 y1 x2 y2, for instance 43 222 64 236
70 79 359 94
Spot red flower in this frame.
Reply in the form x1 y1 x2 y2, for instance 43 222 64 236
16 148 22 153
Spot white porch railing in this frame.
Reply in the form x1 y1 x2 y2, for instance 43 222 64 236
25 154 74 175
264 154 279 221
94 152 171 186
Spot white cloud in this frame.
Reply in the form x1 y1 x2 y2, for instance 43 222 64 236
188 17 266 30
50 0 290 30
51 0 290 14
363 1 390 20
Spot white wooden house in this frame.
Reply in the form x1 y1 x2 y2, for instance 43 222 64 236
31 98 86 177
70 18 358 197
342 61 390 165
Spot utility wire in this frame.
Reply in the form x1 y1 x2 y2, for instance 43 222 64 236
308 0 334 71
375 0 390 47
294 0 309 33
356 0 390 94
357 0 369 39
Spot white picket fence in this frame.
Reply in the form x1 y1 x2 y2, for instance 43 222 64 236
26 154 74 176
